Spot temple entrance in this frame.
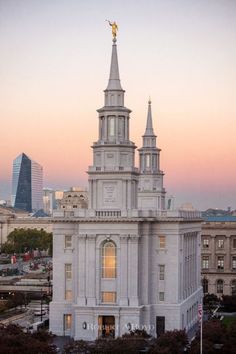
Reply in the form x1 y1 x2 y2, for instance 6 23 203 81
98 316 115 338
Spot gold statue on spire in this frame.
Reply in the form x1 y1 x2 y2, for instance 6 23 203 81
106 20 118 38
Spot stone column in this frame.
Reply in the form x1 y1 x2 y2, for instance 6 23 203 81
86 234 96 306
119 235 129 305
128 235 139 306
77 235 86 305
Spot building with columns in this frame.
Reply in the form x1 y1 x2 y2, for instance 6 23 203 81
50 35 202 339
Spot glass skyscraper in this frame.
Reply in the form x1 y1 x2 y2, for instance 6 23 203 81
11 153 43 212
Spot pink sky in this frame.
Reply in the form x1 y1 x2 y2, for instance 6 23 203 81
0 0 236 209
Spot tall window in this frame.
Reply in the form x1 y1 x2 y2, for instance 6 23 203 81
232 256 236 270
109 117 115 137
65 264 72 280
159 292 165 301
202 239 209 248
65 235 72 248
159 265 165 280
159 236 166 249
218 239 224 249
202 256 209 269
216 280 223 294
64 314 72 331
146 154 151 168
102 241 117 278
65 290 72 301
231 280 236 296
233 238 236 248
217 256 224 270
202 278 208 294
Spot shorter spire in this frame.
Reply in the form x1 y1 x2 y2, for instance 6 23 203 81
144 99 155 136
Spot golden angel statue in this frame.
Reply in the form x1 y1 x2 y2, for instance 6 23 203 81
106 20 118 38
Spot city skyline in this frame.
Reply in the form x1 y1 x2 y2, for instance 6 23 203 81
1 0 236 210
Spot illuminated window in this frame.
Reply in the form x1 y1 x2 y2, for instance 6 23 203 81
64 314 72 330
65 290 72 301
159 265 165 280
217 256 224 270
65 264 72 280
218 239 224 248
102 241 116 278
101 292 116 303
159 236 166 249
202 256 209 269
202 239 209 248
216 280 223 294
159 292 165 301
65 235 72 248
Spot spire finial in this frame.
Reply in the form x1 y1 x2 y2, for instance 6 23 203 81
148 96 151 105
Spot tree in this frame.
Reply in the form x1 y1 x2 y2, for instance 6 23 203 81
221 295 236 312
2 228 52 255
189 319 235 354
149 330 189 354
0 323 56 354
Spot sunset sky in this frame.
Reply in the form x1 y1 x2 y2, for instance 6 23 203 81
0 0 236 210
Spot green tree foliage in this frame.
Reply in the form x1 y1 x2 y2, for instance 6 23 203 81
149 330 188 354
0 324 56 354
2 228 52 255
221 295 236 312
190 319 236 354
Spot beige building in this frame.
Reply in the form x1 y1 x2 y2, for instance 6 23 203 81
0 206 52 248
201 216 236 297
58 188 88 211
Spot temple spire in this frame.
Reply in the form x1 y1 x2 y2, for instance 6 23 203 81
144 99 155 136
106 38 123 91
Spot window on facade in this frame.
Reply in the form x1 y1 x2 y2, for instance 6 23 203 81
217 257 224 270
108 117 115 136
233 238 236 248
146 154 151 168
65 235 72 248
203 239 209 248
231 280 236 296
202 256 209 269
159 292 165 301
159 265 165 280
216 280 224 294
101 292 116 303
218 239 224 249
64 314 72 330
65 290 72 301
159 236 166 249
232 257 236 270
102 241 117 278
65 264 72 280
202 278 208 294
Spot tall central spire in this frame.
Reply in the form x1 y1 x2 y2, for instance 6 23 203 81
106 38 123 91
104 37 125 107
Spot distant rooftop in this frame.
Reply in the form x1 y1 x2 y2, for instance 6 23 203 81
203 215 236 222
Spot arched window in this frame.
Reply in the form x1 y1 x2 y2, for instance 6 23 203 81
202 278 208 294
231 280 236 296
216 279 224 294
102 241 117 278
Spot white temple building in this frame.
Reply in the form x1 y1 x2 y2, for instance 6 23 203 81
49 33 202 340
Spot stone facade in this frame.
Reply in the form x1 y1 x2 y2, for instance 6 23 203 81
49 35 202 340
201 217 236 296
